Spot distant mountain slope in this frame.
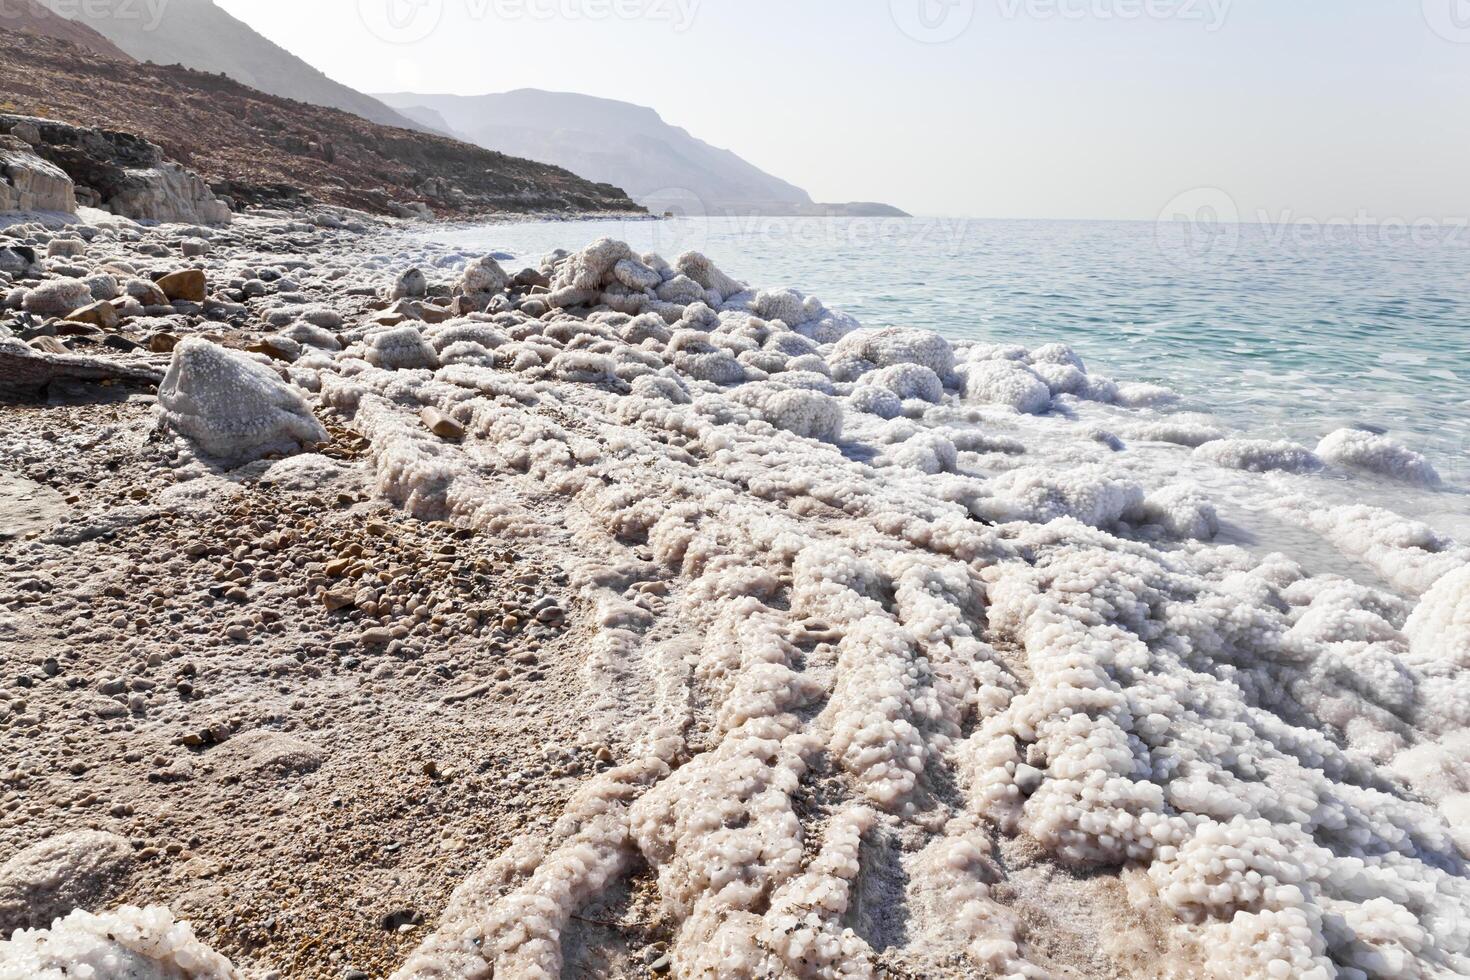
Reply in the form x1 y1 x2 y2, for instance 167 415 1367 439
39 0 428 133
0 0 132 60
376 89 909 218
0 31 642 218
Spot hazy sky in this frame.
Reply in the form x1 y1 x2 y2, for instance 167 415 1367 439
215 0 1470 221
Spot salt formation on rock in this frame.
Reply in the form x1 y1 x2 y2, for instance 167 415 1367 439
0 906 238 980
1194 438 1323 473
1317 427 1442 486
156 338 327 466
25 234 1465 979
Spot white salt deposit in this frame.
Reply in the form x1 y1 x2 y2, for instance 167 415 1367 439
32 237 1469 978
1317 427 1442 486
0 906 239 980
156 339 328 466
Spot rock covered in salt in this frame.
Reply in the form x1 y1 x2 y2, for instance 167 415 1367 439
157 338 327 466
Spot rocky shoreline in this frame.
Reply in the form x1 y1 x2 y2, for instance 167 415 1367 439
2 205 1468 979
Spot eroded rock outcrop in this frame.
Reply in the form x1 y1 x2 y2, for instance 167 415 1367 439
0 115 229 224
0 134 75 214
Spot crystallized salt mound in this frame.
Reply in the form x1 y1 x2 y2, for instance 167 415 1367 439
1316 428 1442 487
1126 484 1220 540
1125 419 1228 447
0 831 133 936
1114 382 1180 408
981 465 1144 529
1404 564 1470 663
0 906 239 980
865 363 945 403
730 382 845 442
832 327 955 377
300 237 1470 980
1272 497 1470 595
157 339 328 466
364 326 440 370
1194 438 1322 474
461 255 510 298
954 359 1052 414
256 453 355 492
20 279 93 317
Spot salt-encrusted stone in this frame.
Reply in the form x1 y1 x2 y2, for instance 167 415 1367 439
157 339 327 465
1317 428 1440 486
20 279 91 317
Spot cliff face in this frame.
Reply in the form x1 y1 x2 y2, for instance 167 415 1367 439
0 32 643 218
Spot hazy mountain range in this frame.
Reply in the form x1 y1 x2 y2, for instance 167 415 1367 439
34 0 905 217
377 89 908 218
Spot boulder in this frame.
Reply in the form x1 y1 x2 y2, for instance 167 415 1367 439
0 246 36 276
461 255 509 298
21 278 91 317
392 267 427 299
157 269 206 302
157 339 327 465
0 135 75 214
65 299 121 330
108 161 233 225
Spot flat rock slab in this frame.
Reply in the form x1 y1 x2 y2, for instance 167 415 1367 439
211 730 325 783
0 475 68 540
0 830 134 936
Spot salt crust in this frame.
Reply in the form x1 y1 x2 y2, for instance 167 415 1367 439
42 238 1470 979
156 338 328 466
1317 428 1442 487
0 906 239 980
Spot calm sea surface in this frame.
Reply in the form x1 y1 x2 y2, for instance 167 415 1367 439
422 216 1470 483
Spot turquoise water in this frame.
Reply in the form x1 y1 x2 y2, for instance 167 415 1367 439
424 216 1470 483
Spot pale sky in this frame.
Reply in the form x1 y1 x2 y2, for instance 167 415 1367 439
216 0 1470 221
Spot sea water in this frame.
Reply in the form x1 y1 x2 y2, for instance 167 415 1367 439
427 215 1470 486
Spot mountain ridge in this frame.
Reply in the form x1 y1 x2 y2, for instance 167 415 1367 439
0 30 642 218
377 88 909 218
38 0 433 134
